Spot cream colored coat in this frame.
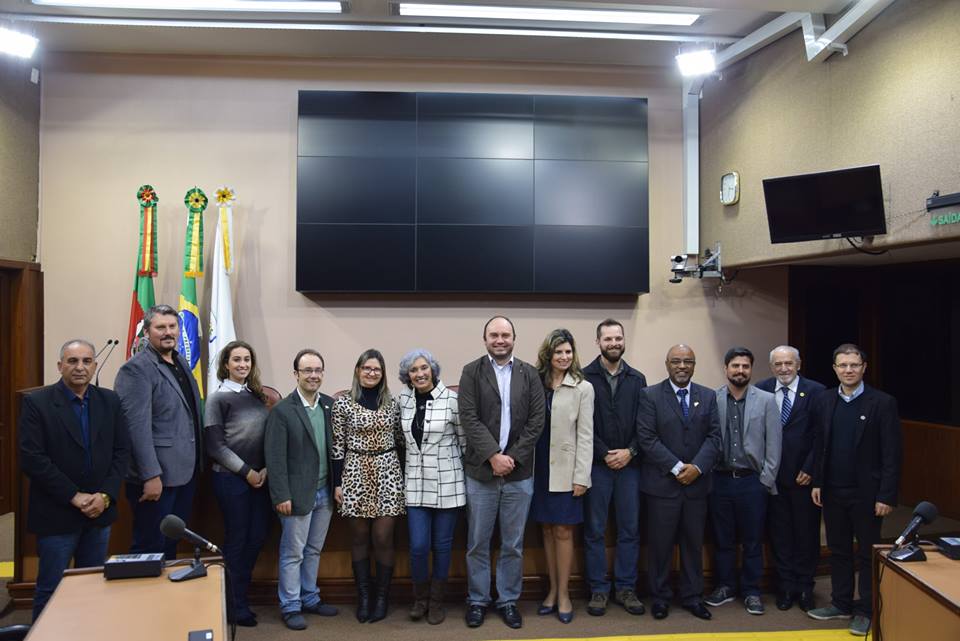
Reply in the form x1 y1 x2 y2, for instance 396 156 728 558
545 374 595 492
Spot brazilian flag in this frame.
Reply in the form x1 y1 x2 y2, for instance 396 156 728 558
178 187 207 399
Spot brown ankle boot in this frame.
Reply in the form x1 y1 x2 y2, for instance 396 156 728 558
427 578 446 625
409 581 429 620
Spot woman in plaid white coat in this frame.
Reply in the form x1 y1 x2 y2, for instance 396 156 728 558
397 348 466 625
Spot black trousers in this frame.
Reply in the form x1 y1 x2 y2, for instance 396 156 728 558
822 486 882 617
645 493 707 606
768 482 822 595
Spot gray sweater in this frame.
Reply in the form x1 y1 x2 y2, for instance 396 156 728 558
204 383 269 477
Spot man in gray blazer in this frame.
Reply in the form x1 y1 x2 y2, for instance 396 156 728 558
459 316 545 630
115 304 203 559
705 347 781 616
263 348 338 631
637 344 721 621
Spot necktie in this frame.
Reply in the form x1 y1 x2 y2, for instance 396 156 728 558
780 387 792 426
677 388 689 419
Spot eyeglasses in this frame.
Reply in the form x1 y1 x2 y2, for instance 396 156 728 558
297 368 324 376
668 359 696 366
834 362 864 370
361 366 383 375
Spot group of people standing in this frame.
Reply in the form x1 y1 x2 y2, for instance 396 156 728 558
19 305 901 639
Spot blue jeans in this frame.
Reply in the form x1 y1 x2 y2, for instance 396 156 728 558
212 470 273 620
583 464 641 593
278 487 333 614
126 475 197 559
407 506 460 583
465 475 533 607
708 472 769 597
34 526 111 621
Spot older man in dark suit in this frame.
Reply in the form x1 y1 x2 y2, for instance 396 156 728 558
808 343 901 637
19 339 130 620
637 344 721 621
459 315 545 630
115 304 203 559
756 345 826 612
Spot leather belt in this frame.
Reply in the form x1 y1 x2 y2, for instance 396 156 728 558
715 468 756 478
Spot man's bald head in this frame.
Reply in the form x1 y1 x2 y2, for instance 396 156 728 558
665 344 696 387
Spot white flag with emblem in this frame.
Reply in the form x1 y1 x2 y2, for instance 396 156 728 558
207 187 238 395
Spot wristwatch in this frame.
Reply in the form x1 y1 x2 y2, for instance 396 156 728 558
628 446 638 458
100 493 111 509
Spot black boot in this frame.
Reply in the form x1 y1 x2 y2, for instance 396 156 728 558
427 578 447 625
369 563 394 623
409 581 429 621
352 559 371 623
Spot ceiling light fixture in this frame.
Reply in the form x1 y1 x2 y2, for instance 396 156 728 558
676 49 716 76
0 26 39 58
397 3 698 26
31 0 343 12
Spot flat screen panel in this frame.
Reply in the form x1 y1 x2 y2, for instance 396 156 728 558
417 225 534 292
535 160 648 227
763 164 886 243
535 96 648 162
534 226 649 294
298 91 416 157
297 157 415 224
296 224 415 292
418 158 533 225
418 93 534 159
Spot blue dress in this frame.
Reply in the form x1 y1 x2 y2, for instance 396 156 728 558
530 389 584 525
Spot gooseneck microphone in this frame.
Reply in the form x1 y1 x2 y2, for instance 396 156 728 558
893 501 938 548
160 514 222 555
95 339 119 387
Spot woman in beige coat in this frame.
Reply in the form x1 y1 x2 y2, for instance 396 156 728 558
531 328 595 623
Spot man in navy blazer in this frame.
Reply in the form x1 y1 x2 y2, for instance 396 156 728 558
19 339 130 620
756 345 826 612
808 343 901 637
636 344 721 621
115 304 204 559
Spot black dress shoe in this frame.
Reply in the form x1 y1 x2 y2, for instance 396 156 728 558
465 604 486 628
798 592 815 612
652 602 669 620
497 604 523 629
776 592 794 611
682 602 712 620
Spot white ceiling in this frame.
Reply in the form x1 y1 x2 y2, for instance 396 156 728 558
0 0 855 66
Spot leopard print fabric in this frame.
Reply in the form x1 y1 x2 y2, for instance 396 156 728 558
331 396 406 518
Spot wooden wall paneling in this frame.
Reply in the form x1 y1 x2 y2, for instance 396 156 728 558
899 420 960 520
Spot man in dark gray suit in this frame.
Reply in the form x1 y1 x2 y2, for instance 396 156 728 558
264 348 338 631
115 304 203 559
459 316 545 630
705 347 780 616
637 344 721 621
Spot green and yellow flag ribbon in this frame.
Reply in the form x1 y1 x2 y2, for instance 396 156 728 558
178 187 207 397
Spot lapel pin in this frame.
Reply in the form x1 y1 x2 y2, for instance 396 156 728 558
799 392 805 397
860 415 866 420
693 401 700 407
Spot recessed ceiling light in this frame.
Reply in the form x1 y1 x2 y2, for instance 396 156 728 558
398 3 699 27
676 49 716 76
31 0 343 12
0 27 39 58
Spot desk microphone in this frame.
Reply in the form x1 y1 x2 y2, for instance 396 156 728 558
160 514 222 555
95 339 119 387
893 501 938 548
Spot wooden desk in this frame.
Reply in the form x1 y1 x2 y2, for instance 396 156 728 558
26 564 226 641
873 546 960 641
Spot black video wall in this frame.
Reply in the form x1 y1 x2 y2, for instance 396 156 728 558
296 91 649 294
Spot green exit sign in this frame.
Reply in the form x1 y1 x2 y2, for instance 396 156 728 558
930 211 960 226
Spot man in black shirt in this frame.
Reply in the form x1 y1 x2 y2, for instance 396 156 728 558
808 344 901 637
116 304 204 558
582 319 647 616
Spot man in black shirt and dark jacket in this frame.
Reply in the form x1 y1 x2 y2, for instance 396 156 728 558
582 319 647 617
808 343 901 637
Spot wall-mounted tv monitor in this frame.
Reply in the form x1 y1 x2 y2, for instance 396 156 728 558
762 164 886 244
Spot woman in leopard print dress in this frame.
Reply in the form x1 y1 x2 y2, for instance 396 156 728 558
332 348 405 624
